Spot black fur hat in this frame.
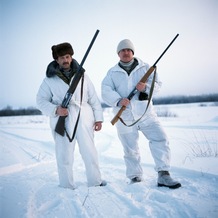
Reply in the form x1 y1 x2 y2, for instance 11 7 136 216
51 42 74 59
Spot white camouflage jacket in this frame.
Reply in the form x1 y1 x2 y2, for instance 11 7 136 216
101 57 162 121
36 60 103 136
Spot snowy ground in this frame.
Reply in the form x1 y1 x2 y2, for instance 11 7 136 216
0 103 218 218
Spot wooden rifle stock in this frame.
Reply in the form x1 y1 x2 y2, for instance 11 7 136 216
111 106 126 126
55 116 66 136
111 34 179 125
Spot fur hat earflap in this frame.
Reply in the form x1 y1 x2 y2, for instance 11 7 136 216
51 42 74 59
117 39 135 54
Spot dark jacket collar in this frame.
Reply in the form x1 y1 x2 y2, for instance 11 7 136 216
46 59 85 78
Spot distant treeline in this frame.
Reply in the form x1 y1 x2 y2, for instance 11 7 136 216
102 93 218 108
0 106 42 116
1 94 218 116
153 93 218 105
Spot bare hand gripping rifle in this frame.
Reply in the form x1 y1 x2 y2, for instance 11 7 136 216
111 34 179 125
55 30 100 137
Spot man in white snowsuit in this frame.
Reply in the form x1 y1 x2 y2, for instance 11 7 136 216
37 42 106 189
101 39 181 189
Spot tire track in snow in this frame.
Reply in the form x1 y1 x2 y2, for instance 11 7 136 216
0 128 55 169
27 183 90 218
77 186 125 218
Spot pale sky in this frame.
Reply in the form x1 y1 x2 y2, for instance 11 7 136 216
0 0 217 109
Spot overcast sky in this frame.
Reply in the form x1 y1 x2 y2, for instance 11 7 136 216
0 0 217 109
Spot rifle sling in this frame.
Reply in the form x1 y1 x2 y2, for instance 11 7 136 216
65 75 84 142
118 68 156 127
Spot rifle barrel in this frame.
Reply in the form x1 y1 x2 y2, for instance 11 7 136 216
79 30 100 69
153 34 179 67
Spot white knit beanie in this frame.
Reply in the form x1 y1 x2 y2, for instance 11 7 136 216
117 39 135 54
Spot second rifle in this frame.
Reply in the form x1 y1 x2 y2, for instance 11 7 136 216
111 34 179 125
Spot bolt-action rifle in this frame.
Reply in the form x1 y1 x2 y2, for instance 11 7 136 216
111 34 179 125
55 30 100 137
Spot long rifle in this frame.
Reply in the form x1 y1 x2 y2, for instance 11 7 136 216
55 30 100 136
111 34 179 125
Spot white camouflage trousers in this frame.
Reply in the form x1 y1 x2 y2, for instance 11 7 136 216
53 126 102 188
116 114 171 179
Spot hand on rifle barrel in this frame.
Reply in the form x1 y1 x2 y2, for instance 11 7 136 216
136 81 146 92
56 106 69 117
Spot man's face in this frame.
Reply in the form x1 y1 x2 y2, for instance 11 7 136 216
118 49 134 63
56 54 72 71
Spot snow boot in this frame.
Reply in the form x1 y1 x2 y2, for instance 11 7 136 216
131 177 142 184
99 180 107 186
157 171 181 189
